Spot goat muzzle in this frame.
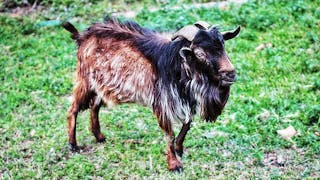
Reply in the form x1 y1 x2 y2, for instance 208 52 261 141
218 70 236 87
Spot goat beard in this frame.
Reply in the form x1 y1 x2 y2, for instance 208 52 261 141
200 85 230 122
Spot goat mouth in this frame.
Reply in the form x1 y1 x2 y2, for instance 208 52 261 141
220 78 236 87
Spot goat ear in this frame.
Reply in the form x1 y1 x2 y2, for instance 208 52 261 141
179 47 193 62
222 26 241 41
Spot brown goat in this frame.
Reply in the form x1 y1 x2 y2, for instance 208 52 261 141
63 17 240 172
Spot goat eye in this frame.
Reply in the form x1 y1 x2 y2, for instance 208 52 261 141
194 49 206 59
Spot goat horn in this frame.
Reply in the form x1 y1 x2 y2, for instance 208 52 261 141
194 21 211 29
221 26 241 40
171 25 200 41
172 21 211 41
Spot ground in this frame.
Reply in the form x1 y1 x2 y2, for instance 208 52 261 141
0 0 319 179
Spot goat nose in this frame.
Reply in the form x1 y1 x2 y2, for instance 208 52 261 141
227 71 236 79
219 70 236 80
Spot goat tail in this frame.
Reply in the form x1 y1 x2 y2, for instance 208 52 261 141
62 22 81 45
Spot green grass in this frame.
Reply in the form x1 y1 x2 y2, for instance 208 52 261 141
0 0 319 178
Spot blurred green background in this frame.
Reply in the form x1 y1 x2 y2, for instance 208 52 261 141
0 0 319 179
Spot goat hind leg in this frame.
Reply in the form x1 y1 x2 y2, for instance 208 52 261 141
67 82 91 152
67 100 80 152
90 96 105 143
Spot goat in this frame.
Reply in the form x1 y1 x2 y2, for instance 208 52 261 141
63 17 240 172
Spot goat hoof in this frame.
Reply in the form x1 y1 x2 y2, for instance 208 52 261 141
68 143 80 152
168 161 183 173
96 137 106 143
96 134 106 143
175 149 183 158
172 166 183 173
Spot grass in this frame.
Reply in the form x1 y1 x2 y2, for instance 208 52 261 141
0 0 319 178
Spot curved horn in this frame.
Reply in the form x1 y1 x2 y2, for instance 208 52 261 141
222 26 241 40
171 25 200 41
194 21 211 30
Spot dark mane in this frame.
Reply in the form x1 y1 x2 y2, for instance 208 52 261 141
82 17 191 82
79 17 160 45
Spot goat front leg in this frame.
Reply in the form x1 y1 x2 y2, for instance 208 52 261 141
90 96 105 143
159 119 183 172
175 121 191 158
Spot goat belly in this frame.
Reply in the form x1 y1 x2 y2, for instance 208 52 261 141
77 38 156 107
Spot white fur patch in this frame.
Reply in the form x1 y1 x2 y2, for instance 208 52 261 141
158 81 192 125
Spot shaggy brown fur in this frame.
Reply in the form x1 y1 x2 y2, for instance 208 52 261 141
63 17 240 172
